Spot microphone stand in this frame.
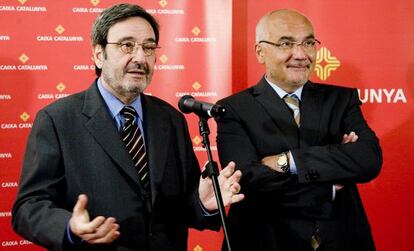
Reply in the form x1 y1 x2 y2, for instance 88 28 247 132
198 116 232 251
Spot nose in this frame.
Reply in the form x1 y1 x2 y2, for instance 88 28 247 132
291 44 307 59
130 45 146 62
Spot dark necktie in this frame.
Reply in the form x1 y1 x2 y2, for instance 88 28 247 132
284 95 321 249
283 94 301 127
311 223 322 250
121 106 150 192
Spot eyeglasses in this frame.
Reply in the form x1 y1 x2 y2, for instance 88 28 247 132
106 41 161 56
259 38 321 51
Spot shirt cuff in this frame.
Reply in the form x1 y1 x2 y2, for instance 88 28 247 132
66 221 83 245
199 200 219 216
288 151 297 174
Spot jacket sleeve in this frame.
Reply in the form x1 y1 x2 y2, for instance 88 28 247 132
292 89 382 184
216 101 294 194
12 109 72 251
175 113 221 231
216 99 334 219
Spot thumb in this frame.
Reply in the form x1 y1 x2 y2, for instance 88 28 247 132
221 161 236 177
73 194 88 215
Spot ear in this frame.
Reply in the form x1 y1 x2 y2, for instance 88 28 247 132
255 44 265 64
92 44 104 69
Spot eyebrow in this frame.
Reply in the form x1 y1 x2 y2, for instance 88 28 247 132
116 36 157 43
278 34 315 41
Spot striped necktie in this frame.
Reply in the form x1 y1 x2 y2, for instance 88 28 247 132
283 94 301 127
121 106 150 192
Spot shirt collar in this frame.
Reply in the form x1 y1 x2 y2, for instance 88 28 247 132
264 75 303 101
97 78 144 121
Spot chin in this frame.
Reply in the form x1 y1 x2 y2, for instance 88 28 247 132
289 75 310 85
125 79 148 91
287 78 307 85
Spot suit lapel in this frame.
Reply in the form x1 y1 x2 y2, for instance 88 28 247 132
82 82 143 190
299 81 323 147
141 96 170 205
253 78 299 148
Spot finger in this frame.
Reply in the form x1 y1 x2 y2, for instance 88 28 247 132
221 161 236 178
342 134 350 144
73 194 88 215
335 184 344 191
83 219 118 241
86 216 107 231
218 162 236 184
75 216 105 236
231 194 245 204
83 218 118 241
86 225 120 244
90 228 121 244
352 135 359 142
226 170 242 186
349 131 358 142
231 183 241 193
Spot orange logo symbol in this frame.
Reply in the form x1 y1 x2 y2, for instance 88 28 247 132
193 245 203 251
55 25 65 35
192 136 202 146
56 83 66 92
192 27 201 36
19 54 29 63
314 47 340 81
20 112 30 122
192 81 201 91
160 54 168 64
159 0 168 8
18 0 28 4
90 0 100 6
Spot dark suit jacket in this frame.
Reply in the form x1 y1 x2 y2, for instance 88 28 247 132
216 77 382 251
12 81 217 251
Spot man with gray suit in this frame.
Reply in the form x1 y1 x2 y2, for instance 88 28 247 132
12 4 243 251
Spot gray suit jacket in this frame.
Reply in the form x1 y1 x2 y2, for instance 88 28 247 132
12 81 216 251
217 77 382 251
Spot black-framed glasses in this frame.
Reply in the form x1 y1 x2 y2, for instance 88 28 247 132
106 41 161 56
259 38 321 51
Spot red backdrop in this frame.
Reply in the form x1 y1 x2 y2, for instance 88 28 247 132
0 1 412 251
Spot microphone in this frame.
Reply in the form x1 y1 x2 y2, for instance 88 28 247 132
178 95 226 118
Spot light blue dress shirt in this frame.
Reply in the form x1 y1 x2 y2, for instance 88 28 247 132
97 79 145 145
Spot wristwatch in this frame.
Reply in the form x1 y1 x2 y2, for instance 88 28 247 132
275 152 290 173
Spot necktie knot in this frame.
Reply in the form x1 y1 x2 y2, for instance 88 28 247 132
122 106 137 123
283 94 300 108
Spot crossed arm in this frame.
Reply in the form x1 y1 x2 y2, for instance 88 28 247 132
261 131 359 191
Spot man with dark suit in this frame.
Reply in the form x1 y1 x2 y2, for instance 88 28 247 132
216 9 382 251
12 3 243 251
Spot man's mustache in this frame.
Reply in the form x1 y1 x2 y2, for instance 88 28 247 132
126 63 150 74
